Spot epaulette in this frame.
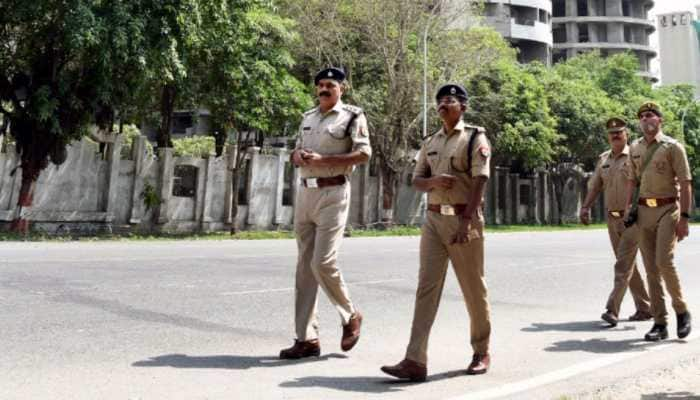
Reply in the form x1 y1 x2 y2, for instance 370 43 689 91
303 107 319 116
659 135 677 145
599 149 612 159
464 124 486 134
342 104 363 115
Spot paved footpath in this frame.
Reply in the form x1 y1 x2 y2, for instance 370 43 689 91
1 228 700 399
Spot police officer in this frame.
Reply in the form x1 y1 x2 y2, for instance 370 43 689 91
381 84 491 381
580 117 651 327
279 67 371 359
624 102 692 341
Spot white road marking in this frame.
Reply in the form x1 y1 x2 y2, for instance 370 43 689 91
446 332 700 400
219 278 405 296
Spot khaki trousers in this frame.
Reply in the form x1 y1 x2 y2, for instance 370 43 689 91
604 217 651 316
406 211 491 365
638 203 688 325
293 183 355 341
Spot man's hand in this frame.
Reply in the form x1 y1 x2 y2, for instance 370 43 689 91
292 149 310 167
451 217 471 245
677 218 690 241
579 207 591 225
301 150 324 167
430 174 457 190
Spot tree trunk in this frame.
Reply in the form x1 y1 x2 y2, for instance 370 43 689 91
157 84 176 149
10 163 40 234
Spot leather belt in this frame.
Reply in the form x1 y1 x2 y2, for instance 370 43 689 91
638 197 677 208
301 175 347 188
427 203 468 216
608 210 624 218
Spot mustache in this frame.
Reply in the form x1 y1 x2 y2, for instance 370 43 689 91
319 91 331 97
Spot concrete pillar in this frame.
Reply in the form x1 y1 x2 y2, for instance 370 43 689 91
104 135 123 216
504 171 512 224
533 174 542 224
157 147 174 224
199 156 215 230
224 145 236 225
129 136 146 224
540 171 551 224
273 148 287 226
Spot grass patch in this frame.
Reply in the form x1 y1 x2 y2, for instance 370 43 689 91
0 223 614 242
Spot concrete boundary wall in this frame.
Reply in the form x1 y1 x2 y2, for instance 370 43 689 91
0 136 601 234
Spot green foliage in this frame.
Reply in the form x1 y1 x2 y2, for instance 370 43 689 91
465 61 560 169
139 180 161 212
118 124 154 159
172 136 216 158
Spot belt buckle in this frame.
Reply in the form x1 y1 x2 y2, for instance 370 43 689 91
610 211 621 218
440 205 456 216
645 198 658 208
305 178 318 188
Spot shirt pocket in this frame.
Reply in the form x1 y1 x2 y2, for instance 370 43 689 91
426 151 440 172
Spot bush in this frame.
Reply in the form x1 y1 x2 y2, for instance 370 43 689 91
172 136 216 158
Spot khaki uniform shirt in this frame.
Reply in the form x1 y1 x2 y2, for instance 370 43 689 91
295 100 371 179
413 120 491 206
589 146 630 212
626 132 691 198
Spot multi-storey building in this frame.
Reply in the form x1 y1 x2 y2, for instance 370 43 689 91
482 0 554 64
657 7 700 96
551 0 657 80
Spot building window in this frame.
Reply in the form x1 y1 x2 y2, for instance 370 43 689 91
622 1 631 17
539 9 547 24
660 16 668 27
579 24 589 42
553 0 565 18
553 26 567 43
625 26 633 43
519 184 530 205
172 165 198 197
577 0 588 17
553 49 567 64
681 14 689 25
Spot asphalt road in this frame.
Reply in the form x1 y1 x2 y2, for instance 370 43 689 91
2 228 700 400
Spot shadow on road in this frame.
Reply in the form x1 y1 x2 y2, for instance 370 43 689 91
278 368 472 394
132 353 347 369
544 337 652 353
522 320 636 332
641 392 700 399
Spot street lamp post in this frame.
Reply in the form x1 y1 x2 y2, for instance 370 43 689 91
422 23 429 139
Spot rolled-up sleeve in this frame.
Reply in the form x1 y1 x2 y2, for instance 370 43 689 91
470 134 491 178
413 145 429 178
671 142 692 182
350 113 372 158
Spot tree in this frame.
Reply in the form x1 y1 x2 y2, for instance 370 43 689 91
0 0 310 233
281 0 513 224
464 61 560 170
0 1 150 232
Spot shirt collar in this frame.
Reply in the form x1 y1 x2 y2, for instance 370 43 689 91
644 130 664 145
439 119 465 137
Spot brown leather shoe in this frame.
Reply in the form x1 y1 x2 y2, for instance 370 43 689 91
380 358 427 382
628 310 653 321
279 339 320 359
341 312 362 352
466 353 490 375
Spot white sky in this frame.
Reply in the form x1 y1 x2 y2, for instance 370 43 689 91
649 0 699 78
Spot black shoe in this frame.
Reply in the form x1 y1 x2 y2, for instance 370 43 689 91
601 311 618 327
677 312 692 339
644 324 669 342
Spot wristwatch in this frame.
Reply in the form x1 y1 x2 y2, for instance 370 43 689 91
681 212 691 219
